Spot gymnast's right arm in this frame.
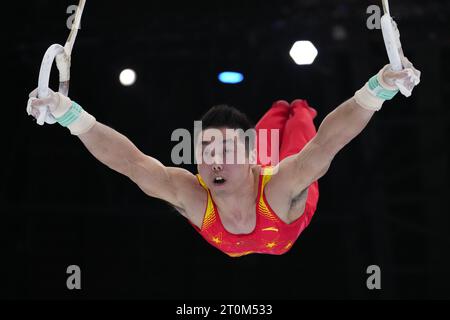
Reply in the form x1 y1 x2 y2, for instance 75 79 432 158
77 123 195 213
26 89 196 216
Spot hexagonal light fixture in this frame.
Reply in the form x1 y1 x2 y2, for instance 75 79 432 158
289 41 318 65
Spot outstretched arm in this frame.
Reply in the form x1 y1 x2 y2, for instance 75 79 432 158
77 122 143 176
77 122 195 211
274 60 421 200
27 91 197 215
278 97 374 198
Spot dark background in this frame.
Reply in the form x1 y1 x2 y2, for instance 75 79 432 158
1 0 449 299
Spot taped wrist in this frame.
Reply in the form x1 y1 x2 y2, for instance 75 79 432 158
354 66 399 111
54 96 96 135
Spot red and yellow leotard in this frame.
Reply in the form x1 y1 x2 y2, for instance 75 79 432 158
190 99 320 257
189 166 319 257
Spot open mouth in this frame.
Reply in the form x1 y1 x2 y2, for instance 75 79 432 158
213 176 227 185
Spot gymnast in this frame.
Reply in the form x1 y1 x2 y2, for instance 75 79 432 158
26 1 420 257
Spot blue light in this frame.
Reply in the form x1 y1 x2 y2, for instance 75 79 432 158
218 71 244 84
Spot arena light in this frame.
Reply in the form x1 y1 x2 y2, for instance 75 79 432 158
289 41 318 65
119 69 137 86
218 71 244 84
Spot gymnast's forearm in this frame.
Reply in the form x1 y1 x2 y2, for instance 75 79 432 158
313 62 419 154
314 97 375 154
26 91 145 176
78 122 144 176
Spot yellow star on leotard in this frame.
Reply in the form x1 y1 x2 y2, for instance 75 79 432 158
212 236 222 244
266 242 277 249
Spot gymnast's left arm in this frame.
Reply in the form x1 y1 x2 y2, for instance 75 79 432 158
277 57 421 199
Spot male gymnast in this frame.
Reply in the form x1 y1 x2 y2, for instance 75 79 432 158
27 56 420 257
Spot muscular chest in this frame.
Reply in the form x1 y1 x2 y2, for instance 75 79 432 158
184 181 308 230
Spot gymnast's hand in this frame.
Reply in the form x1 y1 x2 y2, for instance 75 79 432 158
26 88 72 120
380 56 421 97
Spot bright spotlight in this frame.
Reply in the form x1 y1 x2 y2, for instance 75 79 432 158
119 69 137 86
289 41 318 65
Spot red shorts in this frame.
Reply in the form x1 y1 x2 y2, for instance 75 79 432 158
256 99 318 163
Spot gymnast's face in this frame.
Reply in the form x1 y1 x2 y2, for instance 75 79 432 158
196 127 256 193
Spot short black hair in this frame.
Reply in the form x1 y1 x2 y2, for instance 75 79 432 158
199 104 255 152
200 104 254 131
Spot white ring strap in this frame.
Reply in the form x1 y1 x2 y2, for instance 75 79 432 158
37 0 87 125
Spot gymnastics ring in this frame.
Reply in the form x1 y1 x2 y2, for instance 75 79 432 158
36 0 86 125
380 0 404 71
